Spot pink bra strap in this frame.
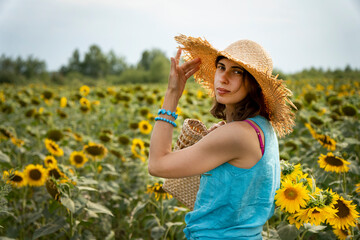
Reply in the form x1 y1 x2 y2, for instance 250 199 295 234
243 119 265 155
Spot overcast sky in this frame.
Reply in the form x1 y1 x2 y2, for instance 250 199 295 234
1 0 360 73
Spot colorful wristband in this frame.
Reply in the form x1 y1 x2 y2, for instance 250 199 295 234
155 117 177 127
157 109 178 120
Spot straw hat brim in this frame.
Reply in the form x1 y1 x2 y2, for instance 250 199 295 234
175 34 296 137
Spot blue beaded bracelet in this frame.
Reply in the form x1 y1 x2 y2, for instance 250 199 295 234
157 109 178 120
155 117 177 127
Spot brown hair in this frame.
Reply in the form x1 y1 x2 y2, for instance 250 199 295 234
210 56 269 121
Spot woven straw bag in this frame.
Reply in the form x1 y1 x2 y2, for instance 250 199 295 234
162 118 209 211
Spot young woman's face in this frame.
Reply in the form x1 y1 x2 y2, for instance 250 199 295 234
214 58 248 105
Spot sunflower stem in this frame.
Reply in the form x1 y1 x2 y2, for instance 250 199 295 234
299 229 308 240
266 220 270 238
159 197 164 226
69 210 74 237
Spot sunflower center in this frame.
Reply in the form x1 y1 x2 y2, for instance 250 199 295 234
136 143 141 149
29 169 42 180
47 160 53 164
86 146 103 156
143 125 148 130
312 209 320 214
154 187 166 193
335 200 350 218
50 143 58 152
49 169 61 179
325 156 344 166
74 155 84 163
318 135 331 145
11 175 23 182
284 188 298 200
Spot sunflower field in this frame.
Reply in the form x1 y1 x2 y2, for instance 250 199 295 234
0 76 359 240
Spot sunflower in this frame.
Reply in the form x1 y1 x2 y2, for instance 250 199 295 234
294 205 337 226
147 112 155 121
131 138 146 162
41 90 54 100
23 164 48 187
107 87 115 95
69 151 88 168
3 170 27 188
139 107 150 117
129 122 139 130
46 129 64 142
56 109 68 118
318 152 350 173
72 132 83 142
46 178 61 201
356 183 360 194
0 127 14 140
118 135 130 145
196 90 203 99
280 162 303 183
80 97 91 110
80 85 90 96
44 155 57 167
304 123 317 139
275 179 310 213
287 215 303 230
60 97 67 108
47 166 65 180
91 100 100 106
333 227 350 240
146 182 173 201
326 196 360 230
315 134 336 151
10 137 24 147
83 142 107 160
0 91 5 103
44 138 64 157
139 120 153 135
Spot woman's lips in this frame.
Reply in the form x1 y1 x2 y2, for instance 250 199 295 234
216 88 230 95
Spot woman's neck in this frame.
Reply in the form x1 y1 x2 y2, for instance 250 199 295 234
225 104 235 123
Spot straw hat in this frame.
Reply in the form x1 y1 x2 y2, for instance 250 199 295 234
175 34 296 137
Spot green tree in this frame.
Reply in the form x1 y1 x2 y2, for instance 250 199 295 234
82 45 108 78
149 54 170 83
138 49 167 71
107 50 127 75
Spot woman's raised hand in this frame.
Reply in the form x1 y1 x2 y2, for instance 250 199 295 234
167 48 201 100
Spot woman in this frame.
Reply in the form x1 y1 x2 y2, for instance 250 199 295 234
148 34 296 239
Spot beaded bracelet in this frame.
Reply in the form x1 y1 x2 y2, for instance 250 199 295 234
155 117 177 127
157 109 178 120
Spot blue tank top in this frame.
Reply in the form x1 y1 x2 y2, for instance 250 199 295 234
183 115 280 240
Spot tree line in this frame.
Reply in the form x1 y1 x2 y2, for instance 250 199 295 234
0 45 170 85
0 45 359 85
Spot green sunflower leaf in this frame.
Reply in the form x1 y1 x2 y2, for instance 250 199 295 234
277 223 299 240
61 196 75 213
303 223 327 233
77 186 98 192
32 217 67 240
86 200 114 216
0 150 10 163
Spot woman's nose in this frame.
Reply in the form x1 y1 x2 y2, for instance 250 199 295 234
219 72 229 84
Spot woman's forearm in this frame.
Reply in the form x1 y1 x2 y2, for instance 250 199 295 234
148 90 179 173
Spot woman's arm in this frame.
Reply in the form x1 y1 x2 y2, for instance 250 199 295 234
148 49 250 178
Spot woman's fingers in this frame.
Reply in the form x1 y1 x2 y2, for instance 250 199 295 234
181 57 201 71
184 64 200 79
175 48 182 65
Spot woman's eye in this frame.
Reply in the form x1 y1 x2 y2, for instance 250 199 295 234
217 65 225 70
234 70 243 75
